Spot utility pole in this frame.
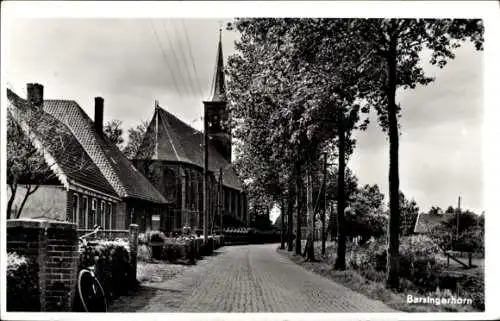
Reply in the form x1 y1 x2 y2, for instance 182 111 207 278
457 195 461 239
203 107 209 245
219 168 223 235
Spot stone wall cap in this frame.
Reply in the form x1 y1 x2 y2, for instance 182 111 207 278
7 218 76 229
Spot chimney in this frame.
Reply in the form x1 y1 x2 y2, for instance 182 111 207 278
94 97 104 135
27 83 44 108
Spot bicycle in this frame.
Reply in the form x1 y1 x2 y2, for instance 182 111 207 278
76 225 107 312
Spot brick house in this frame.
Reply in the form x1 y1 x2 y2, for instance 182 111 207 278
7 84 169 233
133 34 248 233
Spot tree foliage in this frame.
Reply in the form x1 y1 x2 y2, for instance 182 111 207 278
104 119 124 148
6 112 51 219
123 120 150 159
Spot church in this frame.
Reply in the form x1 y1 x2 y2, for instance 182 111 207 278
133 33 248 234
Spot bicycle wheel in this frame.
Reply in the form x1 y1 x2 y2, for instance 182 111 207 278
77 269 107 312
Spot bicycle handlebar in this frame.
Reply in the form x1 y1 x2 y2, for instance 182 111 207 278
79 225 102 242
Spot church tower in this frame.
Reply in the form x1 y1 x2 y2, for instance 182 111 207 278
203 29 232 163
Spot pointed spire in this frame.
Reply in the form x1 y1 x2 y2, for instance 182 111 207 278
207 28 226 102
154 100 159 159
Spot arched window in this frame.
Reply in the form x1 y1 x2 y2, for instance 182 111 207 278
163 168 177 203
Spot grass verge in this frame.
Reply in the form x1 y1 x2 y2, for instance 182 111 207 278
277 243 478 312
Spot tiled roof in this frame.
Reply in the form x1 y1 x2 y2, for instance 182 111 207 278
414 213 454 234
7 89 117 197
137 105 243 191
42 99 168 204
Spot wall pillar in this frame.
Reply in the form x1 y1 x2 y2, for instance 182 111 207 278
7 219 79 312
128 224 139 286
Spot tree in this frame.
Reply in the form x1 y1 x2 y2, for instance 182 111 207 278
429 206 442 216
123 120 149 159
7 92 92 219
445 206 455 214
6 112 50 219
104 119 124 148
226 19 374 264
351 18 484 289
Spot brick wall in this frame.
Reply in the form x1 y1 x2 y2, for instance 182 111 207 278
128 224 138 286
7 219 79 312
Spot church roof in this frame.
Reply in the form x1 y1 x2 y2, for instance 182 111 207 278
206 30 226 102
136 105 243 191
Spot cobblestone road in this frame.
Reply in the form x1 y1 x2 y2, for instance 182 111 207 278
110 243 396 312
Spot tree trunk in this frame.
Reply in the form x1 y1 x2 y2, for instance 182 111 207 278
280 199 286 250
16 184 39 218
386 32 401 290
7 183 17 220
295 165 302 256
334 110 347 270
321 153 327 256
305 162 316 262
330 202 335 241
287 175 295 252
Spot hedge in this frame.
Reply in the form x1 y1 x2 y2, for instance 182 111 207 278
7 252 39 311
78 239 134 306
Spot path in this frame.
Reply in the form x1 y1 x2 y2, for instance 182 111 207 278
109 243 396 312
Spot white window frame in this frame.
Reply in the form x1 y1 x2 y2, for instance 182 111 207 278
82 196 88 229
72 193 79 226
107 202 113 230
89 198 97 229
100 201 106 229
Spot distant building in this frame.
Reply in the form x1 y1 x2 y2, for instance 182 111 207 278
133 33 248 233
7 84 169 233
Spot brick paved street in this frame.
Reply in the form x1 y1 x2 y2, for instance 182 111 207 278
109 243 396 312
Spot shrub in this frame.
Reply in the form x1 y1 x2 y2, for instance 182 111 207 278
78 239 133 302
137 244 152 262
348 235 444 292
162 236 196 264
7 252 39 311
144 230 166 259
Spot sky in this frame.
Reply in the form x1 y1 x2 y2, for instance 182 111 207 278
4 18 484 218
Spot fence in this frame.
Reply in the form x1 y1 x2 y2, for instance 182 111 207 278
77 229 129 240
7 218 138 312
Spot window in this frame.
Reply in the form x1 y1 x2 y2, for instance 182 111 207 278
88 198 97 229
71 194 79 225
107 202 113 230
152 214 160 230
100 201 105 229
80 196 88 229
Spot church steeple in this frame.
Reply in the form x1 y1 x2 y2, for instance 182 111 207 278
207 28 226 102
204 29 231 162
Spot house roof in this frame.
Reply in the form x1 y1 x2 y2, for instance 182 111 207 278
7 88 168 204
414 213 454 234
7 89 117 197
136 105 244 191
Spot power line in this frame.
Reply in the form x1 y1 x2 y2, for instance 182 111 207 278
149 19 182 98
176 19 203 100
181 19 204 100
161 20 193 97
173 20 201 98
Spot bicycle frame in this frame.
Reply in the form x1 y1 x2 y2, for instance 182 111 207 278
77 225 107 312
